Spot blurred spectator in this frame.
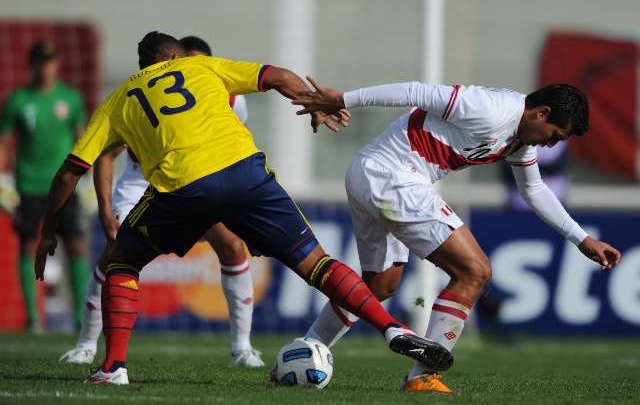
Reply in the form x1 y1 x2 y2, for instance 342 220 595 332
0 41 89 333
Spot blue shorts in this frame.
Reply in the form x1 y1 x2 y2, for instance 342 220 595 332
116 152 318 269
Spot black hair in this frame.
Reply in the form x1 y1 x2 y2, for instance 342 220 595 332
138 31 183 69
525 84 589 135
179 36 212 56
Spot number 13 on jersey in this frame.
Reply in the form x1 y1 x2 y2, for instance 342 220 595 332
127 70 196 128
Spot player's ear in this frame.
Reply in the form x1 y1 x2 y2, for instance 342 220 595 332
537 105 551 121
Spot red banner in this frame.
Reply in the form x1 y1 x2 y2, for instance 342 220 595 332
539 31 639 180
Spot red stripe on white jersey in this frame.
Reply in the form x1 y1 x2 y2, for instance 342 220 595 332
229 95 236 108
407 109 510 170
442 85 460 121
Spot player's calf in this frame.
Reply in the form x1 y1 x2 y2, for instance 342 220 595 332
362 264 404 301
100 263 140 373
303 253 454 368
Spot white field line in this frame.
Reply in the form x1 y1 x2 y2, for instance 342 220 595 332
0 390 209 403
1 343 393 359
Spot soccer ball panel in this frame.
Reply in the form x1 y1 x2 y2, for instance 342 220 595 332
273 337 334 389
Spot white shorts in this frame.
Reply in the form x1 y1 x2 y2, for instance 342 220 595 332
346 155 463 273
111 177 147 220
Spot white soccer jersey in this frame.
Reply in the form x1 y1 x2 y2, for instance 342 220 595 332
111 95 249 218
347 84 537 183
341 82 587 271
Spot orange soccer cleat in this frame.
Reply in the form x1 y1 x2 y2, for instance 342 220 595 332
403 373 452 394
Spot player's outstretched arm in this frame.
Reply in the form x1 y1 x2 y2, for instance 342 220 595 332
293 77 453 117
261 68 349 133
511 162 621 271
35 162 86 280
94 146 124 244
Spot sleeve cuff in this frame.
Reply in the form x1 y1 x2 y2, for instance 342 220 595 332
65 154 92 170
568 224 589 246
257 65 273 91
343 90 359 108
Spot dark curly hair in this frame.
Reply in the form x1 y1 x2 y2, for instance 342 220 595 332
179 36 212 56
525 84 589 135
138 31 183 69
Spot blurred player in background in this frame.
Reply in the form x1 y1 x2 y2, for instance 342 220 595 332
0 41 89 333
294 79 621 393
36 32 446 385
59 36 263 368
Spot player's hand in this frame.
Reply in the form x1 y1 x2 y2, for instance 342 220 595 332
100 211 120 245
578 236 621 272
35 234 58 281
310 109 351 133
292 76 346 115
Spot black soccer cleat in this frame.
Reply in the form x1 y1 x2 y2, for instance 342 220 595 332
388 334 454 372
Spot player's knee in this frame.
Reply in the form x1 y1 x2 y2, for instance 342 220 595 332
461 256 492 290
362 270 401 301
367 281 397 301
218 237 246 264
20 238 37 255
66 237 86 257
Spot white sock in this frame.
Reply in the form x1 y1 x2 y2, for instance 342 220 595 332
76 266 103 351
221 259 254 353
409 289 472 378
305 301 359 347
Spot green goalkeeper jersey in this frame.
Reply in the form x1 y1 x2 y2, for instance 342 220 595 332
0 81 86 195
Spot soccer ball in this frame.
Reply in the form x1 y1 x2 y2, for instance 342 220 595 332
272 337 334 389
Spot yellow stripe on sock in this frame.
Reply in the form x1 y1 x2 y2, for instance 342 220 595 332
118 279 139 290
309 256 331 285
106 263 140 274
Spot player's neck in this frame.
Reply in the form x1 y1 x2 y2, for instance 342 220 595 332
31 76 56 92
516 108 530 136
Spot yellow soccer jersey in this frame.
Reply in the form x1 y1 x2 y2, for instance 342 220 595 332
67 55 272 192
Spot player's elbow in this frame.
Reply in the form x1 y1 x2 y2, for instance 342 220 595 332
261 66 295 91
60 161 87 183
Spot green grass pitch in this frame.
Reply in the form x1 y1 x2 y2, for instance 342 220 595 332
0 332 638 404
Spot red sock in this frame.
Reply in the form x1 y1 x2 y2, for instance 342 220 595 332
309 257 399 333
101 270 139 372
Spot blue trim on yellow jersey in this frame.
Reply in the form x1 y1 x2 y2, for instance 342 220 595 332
258 65 273 91
65 153 92 170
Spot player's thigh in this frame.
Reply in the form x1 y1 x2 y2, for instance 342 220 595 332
222 156 319 272
204 223 247 263
426 224 491 282
15 195 46 251
348 192 409 274
114 186 214 269
382 182 464 261
58 194 87 256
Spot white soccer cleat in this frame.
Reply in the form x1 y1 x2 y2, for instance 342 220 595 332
232 348 265 368
59 347 96 364
85 367 129 385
